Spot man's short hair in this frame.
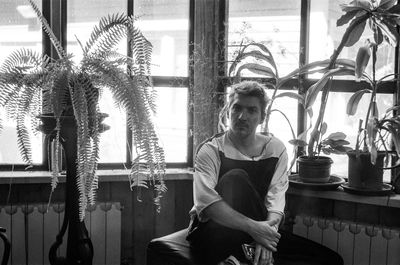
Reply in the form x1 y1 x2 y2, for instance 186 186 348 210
227 81 270 120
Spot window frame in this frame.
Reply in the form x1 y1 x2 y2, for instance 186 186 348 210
0 0 397 171
221 0 399 173
0 0 194 171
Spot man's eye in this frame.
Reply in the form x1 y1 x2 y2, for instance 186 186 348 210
232 105 241 111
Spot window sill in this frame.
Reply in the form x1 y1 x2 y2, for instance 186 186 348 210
287 186 400 209
0 168 194 184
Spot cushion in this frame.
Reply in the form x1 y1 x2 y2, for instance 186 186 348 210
147 229 206 265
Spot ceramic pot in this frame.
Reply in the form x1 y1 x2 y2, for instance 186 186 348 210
297 155 333 183
347 150 385 190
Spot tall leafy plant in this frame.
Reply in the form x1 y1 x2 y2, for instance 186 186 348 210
0 0 166 219
344 0 400 166
224 42 352 161
285 0 400 159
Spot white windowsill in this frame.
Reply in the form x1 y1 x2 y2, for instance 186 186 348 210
0 168 194 184
1 169 399 209
287 186 400 209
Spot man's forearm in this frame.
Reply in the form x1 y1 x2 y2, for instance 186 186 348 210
202 200 255 233
266 212 283 230
203 200 281 252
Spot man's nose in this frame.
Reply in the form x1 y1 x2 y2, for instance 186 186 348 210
238 110 248 119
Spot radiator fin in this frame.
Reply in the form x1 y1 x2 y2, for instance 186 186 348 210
293 215 400 265
0 202 121 265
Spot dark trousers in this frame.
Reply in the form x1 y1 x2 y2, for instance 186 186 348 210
188 169 344 265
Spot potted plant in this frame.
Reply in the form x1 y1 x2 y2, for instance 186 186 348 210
225 41 353 182
341 0 400 193
0 0 166 263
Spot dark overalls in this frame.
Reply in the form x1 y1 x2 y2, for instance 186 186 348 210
187 136 343 265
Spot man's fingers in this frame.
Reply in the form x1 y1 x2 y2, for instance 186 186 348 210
260 248 268 265
253 244 262 265
265 250 273 265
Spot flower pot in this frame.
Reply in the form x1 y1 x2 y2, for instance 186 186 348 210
297 155 333 183
347 150 385 190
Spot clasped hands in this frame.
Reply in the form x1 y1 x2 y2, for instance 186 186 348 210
248 219 280 265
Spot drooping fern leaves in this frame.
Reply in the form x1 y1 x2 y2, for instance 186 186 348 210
0 6 166 220
83 13 128 56
28 0 66 59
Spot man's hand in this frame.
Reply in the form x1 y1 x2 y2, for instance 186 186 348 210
247 219 280 252
253 244 274 265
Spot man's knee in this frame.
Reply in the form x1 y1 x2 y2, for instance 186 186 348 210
218 168 251 186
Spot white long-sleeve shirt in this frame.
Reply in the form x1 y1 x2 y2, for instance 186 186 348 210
190 133 289 222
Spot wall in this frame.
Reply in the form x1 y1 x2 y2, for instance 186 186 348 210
0 173 194 265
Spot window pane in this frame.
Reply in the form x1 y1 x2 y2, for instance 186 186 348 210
67 0 126 63
67 0 127 163
154 87 188 163
98 90 126 163
310 92 393 182
309 0 395 79
228 0 301 76
134 0 189 76
0 0 42 165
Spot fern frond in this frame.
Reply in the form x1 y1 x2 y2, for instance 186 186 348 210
28 0 66 59
83 13 128 55
127 16 153 76
16 114 33 166
50 70 70 116
50 124 61 192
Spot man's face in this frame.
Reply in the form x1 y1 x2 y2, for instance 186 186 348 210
228 94 264 138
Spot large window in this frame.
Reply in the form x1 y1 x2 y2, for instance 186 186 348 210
0 0 43 165
227 0 397 180
0 0 190 169
0 0 397 174
228 0 301 164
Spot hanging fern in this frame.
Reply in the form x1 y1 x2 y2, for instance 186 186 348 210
0 0 166 221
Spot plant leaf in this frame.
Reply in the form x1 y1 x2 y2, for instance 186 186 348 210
235 63 276 78
326 132 347 141
346 89 371 115
374 19 400 46
378 0 397 10
305 68 354 109
345 19 367 47
387 4 400 14
374 26 384 45
355 45 371 81
386 124 400 157
274 92 304 106
320 122 328 137
337 9 360 26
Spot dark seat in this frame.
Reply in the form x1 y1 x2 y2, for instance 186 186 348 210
147 228 344 265
147 229 206 265
0 227 10 265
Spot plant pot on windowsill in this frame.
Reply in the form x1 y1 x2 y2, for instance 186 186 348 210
297 155 333 183
346 150 385 190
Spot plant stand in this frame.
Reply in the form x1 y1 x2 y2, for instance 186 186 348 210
40 114 108 265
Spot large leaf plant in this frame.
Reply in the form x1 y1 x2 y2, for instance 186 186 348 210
343 0 400 166
224 42 352 170
281 0 399 160
0 0 166 219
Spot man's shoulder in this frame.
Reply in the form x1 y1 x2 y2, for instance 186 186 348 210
259 133 286 156
196 132 225 155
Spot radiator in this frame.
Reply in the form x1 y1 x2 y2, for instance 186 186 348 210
0 202 121 265
293 215 400 265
